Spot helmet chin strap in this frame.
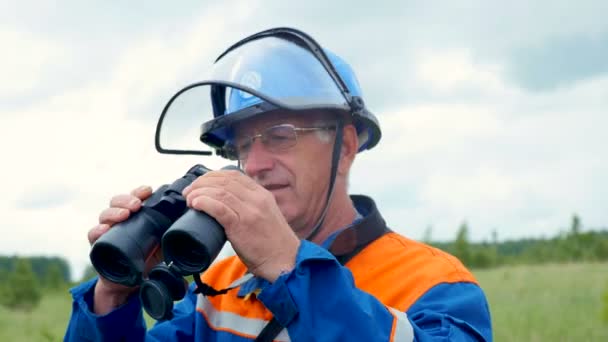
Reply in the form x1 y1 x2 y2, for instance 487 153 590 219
304 118 344 242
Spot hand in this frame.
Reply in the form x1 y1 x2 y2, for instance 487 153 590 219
183 170 300 282
87 185 159 314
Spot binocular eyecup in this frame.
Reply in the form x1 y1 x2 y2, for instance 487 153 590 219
161 209 227 275
90 207 175 287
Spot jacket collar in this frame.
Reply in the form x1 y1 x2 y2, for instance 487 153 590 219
328 195 390 264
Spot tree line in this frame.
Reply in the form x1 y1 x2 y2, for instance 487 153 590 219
0 256 70 310
424 214 608 269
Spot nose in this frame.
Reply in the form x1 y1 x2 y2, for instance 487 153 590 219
242 139 274 177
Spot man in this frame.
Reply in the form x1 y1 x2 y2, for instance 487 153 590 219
65 28 492 341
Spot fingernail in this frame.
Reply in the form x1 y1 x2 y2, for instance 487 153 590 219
128 198 140 207
137 185 150 193
183 185 191 194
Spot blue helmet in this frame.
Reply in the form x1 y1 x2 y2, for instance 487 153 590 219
197 28 382 157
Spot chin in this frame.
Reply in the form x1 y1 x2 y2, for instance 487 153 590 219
277 204 294 220
277 202 297 223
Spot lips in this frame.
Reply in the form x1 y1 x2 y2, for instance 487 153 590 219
263 183 289 191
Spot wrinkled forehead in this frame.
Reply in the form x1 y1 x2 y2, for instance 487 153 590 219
231 109 337 136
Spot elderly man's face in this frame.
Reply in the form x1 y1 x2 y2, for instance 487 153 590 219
233 111 335 235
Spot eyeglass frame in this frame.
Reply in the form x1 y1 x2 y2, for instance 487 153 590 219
224 123 336 161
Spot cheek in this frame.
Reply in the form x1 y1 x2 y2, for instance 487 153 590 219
293 151 330 199
276 143 331 214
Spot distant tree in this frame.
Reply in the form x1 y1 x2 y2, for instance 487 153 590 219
44 262 66 290
566 214 584 261
595 239 608 261
29 256 71 282
570 214 581 236
422 225 433 244
0 256 71 283
0 269 8 305
2 257 42 311
454 222 471 266
81 264 98 282
471 248 496 269
491 229 499 246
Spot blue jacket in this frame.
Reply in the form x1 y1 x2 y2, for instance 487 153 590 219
65 195 492 341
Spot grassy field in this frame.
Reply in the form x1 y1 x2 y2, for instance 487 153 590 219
475 262 608 341
1 262 607 341
0 289 72 341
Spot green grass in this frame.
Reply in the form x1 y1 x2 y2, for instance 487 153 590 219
475 262 608 341
0 288 72 342
1 263 607 341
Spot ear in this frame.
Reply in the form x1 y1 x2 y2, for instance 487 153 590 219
338 125 358 176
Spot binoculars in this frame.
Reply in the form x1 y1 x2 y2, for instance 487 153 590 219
89 164 234 320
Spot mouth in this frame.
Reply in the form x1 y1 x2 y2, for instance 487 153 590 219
263 184 289 192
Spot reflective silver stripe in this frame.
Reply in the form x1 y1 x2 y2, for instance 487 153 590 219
197 295 290 341
227 272 254 288
388 307 415 342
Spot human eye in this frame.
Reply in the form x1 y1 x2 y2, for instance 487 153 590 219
236 138 252 153
271 125 295 136
268 125 295 140
266 125 296 149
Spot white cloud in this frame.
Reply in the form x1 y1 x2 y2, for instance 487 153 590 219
0 29 71 97
416 49 506 94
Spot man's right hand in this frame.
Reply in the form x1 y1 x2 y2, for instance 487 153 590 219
87 185 157 315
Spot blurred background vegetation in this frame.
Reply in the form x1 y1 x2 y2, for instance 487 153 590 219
1 213 607 340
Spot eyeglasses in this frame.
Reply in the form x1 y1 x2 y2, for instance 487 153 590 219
225 124 335 161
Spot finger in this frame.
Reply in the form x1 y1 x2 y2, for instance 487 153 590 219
204 170 259 191
187 171 258 203
190 193 240 231
183 174 219 198
99 207 131 225
131 185 153 200
109 194 142 212
185 186 242 211
87 224 110 245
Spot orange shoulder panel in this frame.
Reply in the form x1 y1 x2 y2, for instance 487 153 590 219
201 255 248 289
199 256 273 320
198 233 477 318
345 232 478 312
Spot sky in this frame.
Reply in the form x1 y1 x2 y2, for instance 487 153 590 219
1 1 607 280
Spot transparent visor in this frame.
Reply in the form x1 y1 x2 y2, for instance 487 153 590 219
156 36 350 156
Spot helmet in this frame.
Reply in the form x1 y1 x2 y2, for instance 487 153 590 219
199 28 382 157
154 28 381 158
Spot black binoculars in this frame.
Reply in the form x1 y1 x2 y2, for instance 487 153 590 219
89 164 235 320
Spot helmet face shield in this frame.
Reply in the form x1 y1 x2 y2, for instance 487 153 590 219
210 36 350 111
155 27 381 157
156 83 283 158
155 83 218 156
156 35 351 156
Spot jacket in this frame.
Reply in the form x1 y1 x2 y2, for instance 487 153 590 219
65 195 492 341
